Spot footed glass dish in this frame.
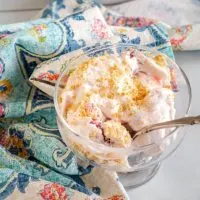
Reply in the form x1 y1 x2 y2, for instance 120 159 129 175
54 43 191 188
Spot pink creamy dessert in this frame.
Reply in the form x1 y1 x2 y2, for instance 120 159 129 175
59 50 176 149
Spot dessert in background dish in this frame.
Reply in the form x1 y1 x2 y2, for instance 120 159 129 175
57 48 178 170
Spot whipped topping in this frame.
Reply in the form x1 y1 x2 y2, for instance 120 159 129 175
60 50 176 148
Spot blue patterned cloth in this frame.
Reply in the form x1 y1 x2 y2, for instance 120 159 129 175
0 0 174 199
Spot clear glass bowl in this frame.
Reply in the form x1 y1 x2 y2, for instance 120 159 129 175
54 43 191 187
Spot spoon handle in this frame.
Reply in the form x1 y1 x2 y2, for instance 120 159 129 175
132 115 200 140
30 78 65 88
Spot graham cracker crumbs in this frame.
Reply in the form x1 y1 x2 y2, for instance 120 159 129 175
132 77 149 103
103 120 132 148
154 54 167 67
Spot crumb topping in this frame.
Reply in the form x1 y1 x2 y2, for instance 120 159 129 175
60 50 175 148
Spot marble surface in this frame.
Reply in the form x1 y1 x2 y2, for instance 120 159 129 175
0 1 200 199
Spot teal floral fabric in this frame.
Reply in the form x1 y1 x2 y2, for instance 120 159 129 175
0 0 174 199
1 6 113 118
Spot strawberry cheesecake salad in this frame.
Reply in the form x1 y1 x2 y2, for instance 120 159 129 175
57 48 177 170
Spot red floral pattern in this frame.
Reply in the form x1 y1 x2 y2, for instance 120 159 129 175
0 63 4 77
38 71 59 81
0 103 5 118
105 195 125 200
92 18 111 39
106 15 156 28
40 183 68 200
170 25 192 50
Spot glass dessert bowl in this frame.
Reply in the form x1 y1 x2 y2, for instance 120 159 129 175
54 43 191 188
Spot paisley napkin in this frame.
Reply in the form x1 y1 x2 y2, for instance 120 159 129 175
109 0 200 51
0 0 179 199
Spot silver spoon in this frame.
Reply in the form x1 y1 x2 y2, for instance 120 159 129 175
129 115 200 140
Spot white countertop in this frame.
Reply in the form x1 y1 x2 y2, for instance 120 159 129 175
128 51 200 200
1 2 200 199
